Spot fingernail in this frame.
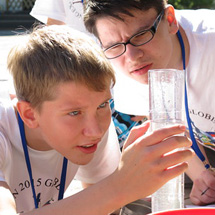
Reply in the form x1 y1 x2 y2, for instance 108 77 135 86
179 125 186 130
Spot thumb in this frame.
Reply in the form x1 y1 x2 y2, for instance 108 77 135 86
123 120 150 150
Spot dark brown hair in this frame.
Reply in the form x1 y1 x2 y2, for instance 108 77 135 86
84 0 167 37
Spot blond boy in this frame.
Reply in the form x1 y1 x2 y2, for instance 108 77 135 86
0 25 192 215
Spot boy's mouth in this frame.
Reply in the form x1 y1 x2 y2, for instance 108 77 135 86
81 144 95 148
77 142 99 154
130 63 152 76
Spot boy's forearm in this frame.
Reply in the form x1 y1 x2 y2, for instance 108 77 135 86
24 173 125 215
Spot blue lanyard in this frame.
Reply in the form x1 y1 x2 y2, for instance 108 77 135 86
17 113 68 208
177 31 210 169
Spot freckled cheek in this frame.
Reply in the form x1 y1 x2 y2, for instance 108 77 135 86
53 120 81 139
100 110 112 132
149 42 169 66
154 35 172 59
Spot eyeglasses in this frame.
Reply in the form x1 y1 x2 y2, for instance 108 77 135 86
103 10 164 59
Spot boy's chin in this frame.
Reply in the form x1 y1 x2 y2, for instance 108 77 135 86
69 155 95 166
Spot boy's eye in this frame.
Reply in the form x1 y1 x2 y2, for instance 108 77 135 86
98 101 109 109
69 111 80 116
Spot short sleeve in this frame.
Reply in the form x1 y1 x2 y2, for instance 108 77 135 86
30 0 66 24
0 132 10 182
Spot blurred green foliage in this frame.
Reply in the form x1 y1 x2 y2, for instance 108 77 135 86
168 0 215 9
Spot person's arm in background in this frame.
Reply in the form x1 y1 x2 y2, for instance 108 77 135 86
0 181 17 215
30 0 66 25
81 182 121 215
186 143 215 205
47 18 65 25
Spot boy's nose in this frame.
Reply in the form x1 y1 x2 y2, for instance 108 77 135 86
82 116 103 138
125 44 144 61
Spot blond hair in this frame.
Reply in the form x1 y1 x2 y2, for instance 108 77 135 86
8 25 115 110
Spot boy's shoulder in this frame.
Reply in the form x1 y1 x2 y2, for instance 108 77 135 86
0 98 16 120
176 9 215 33
0 99 18 141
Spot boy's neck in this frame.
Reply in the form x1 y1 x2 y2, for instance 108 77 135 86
178 25 190 68
24 125 53 151
168 25 190 70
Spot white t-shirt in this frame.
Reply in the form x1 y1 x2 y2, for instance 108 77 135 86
0 100 120 213
30 0 90 35
176 9 215 149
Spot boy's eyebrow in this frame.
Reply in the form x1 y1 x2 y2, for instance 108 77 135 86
97 96 113 107
102 96 113 103
138 23 152 31
60 96 112 111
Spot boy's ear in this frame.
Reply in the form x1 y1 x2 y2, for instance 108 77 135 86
165 5 179 34
16 101 39 128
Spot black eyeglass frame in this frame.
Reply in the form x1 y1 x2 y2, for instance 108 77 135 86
103 10 165 59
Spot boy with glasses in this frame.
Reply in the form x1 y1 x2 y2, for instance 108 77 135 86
84 0 215 206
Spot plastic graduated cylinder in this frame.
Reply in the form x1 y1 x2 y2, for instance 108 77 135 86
151 120 185 213
148 69 185 213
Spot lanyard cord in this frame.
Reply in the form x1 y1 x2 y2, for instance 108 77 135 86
17 113 68 208
177 31 210 169
58 157 68 200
